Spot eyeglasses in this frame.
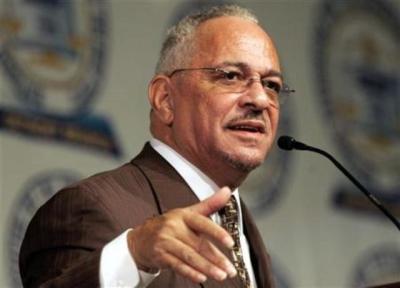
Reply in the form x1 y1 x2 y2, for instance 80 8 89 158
168 67 295 107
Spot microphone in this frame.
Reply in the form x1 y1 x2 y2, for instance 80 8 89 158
277 135 308 150
277 135 400 231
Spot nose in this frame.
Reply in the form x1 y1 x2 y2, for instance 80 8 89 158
238 79 271 111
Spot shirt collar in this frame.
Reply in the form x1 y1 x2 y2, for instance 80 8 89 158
149 138 240 204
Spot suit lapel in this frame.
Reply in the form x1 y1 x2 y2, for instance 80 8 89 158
132 143 200 213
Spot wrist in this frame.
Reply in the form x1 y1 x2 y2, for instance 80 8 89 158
127 229 159 273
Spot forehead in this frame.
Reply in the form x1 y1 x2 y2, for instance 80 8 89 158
190 16 280 74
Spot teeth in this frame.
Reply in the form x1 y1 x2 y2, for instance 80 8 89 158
230 125 259 132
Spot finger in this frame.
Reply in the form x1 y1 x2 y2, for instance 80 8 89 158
189 186 231 216
176 226 236 278
197 236 237 278
161 252 207 283
184 212 234 248
165 237 229 282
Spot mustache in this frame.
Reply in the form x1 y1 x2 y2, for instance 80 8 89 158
226 110 266 125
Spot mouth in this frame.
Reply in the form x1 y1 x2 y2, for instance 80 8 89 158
226 121 266 134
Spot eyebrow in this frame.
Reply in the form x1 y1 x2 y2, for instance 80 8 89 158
218 61 284 81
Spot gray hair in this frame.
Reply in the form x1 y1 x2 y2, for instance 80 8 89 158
155 4 259 74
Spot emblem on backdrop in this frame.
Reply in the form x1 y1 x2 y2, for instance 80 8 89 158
314 0 400 220
7 170 80 288
0 0 121 157
350 244 400 287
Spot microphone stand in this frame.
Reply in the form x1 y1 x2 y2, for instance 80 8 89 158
278 136 400 231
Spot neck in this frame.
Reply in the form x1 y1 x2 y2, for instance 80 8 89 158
184 152 249 189
152 136 248 189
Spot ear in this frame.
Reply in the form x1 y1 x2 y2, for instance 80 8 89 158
148 75 174 125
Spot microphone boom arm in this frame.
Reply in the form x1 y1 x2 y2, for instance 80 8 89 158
305 145 400 231
277 135 400 231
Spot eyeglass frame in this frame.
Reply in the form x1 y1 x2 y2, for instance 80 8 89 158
167 66 295 107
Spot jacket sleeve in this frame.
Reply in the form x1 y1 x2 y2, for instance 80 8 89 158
19 185 123 288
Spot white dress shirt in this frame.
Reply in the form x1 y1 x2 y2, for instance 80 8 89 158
99 139 257 287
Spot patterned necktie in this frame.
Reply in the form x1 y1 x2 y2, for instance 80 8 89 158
219 195 252 288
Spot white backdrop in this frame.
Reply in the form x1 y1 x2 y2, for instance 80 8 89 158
1 1 399 287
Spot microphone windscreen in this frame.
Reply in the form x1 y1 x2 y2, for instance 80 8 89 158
277 136 295 150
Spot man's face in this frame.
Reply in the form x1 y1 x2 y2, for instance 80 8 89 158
168 16 281 184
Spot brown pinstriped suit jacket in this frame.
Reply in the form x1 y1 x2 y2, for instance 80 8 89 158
19 143 274 288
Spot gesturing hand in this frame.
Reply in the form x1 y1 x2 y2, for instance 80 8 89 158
127 187 237 283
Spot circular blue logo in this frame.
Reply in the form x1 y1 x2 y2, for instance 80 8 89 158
0 0 108 116
314 0 400 197
350 244 400 287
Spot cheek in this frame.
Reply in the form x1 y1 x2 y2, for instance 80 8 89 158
197 104 221 137
178 95 214 139
197 92 225 124
177 85 236 140
269 109 280 136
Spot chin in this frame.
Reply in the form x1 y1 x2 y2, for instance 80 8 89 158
220 149 265 173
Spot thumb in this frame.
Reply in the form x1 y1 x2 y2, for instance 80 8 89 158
190 186 232 216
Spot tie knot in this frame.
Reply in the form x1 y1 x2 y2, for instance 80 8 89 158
220 195 238 217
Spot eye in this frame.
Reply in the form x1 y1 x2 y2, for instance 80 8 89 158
225 71 240 80
218 69 242 81
262 80 281 93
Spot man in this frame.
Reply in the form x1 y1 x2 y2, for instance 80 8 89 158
20 4 290 288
